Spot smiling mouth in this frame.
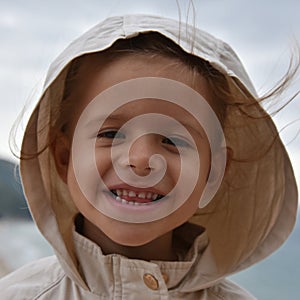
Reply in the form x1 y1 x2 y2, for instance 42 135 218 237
110 189 165 206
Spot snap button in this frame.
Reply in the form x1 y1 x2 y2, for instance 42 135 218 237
143 273 159 290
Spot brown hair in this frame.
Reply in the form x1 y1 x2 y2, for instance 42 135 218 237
12 31 300 162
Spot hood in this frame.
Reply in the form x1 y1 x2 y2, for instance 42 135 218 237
20 15 297 291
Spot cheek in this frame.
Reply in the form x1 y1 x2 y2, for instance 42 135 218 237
183 143 211 208
171 176 207 223
94 148 112 177
167 155 181 180
67 162 87 208
67 154 101 213
67 160 109 224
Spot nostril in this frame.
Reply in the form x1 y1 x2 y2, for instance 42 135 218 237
129 164 151 170
129 163 152 176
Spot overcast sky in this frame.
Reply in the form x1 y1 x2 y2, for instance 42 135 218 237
0 0 299 185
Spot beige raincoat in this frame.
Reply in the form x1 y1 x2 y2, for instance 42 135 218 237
0 15 297 299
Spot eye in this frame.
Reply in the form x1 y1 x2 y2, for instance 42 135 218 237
97 130 125 140
162 136 190 148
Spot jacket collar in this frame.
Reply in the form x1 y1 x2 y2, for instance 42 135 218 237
72 222 213 295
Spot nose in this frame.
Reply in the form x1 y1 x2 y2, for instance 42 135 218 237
127 135 160 176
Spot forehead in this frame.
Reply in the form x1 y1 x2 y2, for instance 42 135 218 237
96 98 205 136
74 54 212 107
68 53 213 134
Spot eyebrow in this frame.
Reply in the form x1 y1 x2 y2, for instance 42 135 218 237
84 113 205 138
84 114 124 128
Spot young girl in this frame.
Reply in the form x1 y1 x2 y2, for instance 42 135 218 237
0 14 298 299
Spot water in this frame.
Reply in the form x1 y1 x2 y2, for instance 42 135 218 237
230 225 300 299
0 220 53 274
0 219 299 299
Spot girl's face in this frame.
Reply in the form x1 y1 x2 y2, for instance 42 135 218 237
57 54 212 247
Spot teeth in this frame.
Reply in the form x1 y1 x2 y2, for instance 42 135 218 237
112 189 163 204
128 191 136 197
115 197 149 206
146 192 152 199
114 195 148 206
152 193 158 201
138 192 146 199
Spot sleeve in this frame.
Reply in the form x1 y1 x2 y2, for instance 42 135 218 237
0 256 65 300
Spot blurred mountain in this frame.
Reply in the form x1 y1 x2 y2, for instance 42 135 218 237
0 158 31 219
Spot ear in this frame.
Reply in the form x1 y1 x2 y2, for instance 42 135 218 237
52 132 70 183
